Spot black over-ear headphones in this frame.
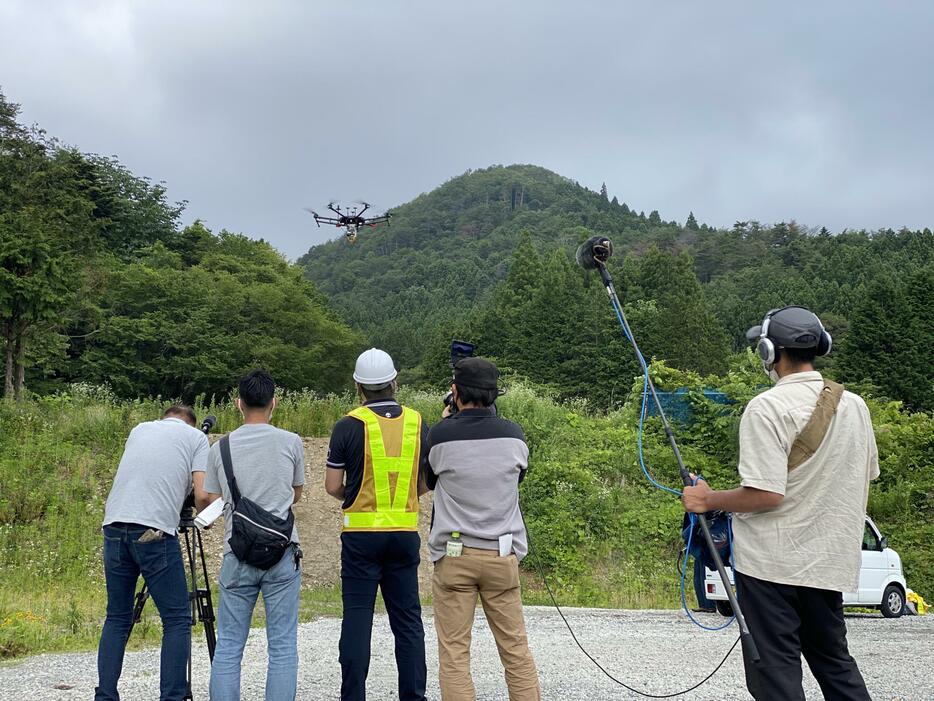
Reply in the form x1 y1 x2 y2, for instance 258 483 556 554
756 306 832 366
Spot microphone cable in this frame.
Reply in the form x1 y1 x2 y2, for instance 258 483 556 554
521 506 742 698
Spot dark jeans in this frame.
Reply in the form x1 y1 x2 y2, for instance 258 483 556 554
735 570 871 701
96 523 191 701
693 557 712 609
339 531 427 701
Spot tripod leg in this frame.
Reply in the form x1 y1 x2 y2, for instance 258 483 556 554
124 584 148 662
195 529 217 662
183 529 198 700
198 588 217 662
129 584 149 637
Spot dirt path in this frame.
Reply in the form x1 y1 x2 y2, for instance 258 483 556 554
200 438 435 595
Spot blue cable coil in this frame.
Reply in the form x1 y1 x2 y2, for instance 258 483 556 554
681 505 735 631
609 293 735 631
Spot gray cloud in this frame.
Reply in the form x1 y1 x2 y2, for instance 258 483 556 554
2 1 931 258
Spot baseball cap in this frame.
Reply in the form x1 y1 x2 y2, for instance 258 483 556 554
746 306 825 348
453 357 500 390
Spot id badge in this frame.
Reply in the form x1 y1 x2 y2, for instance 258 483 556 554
446 540 463 557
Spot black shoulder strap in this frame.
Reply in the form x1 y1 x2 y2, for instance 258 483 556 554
219 435 242 505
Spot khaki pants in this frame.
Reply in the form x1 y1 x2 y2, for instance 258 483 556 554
432 546 541 701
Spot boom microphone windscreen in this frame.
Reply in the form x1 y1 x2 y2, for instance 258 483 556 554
200 415 217 434
576 236 614 270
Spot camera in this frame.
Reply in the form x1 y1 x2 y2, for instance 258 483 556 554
444 340 476 415
179 414 217 527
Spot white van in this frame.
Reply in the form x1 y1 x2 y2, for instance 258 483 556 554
704 516 908 618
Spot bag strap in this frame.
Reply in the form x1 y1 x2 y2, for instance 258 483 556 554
787 379 845 471
219 435 242 505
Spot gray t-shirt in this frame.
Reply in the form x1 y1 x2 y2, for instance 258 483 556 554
103 418 210 535
203 423 306 553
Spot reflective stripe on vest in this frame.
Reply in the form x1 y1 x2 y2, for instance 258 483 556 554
343 405 420 531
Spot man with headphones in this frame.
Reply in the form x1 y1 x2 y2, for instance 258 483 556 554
682 306 878 701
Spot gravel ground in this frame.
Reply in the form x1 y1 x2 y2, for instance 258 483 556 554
1 607 929 700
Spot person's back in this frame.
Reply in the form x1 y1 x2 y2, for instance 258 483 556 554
96 406 208 701
682 306 878 701
209 423 304 550
426 357 541 701
733 373 878 591
202 369 305 701
426 409 528 562
104 416 208 535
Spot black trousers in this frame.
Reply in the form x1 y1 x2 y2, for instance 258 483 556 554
339 531 427 701
735 570 871 701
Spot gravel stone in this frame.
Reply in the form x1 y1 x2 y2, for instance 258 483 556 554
1 607 929 700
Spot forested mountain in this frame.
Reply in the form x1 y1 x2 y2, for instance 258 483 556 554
299 165 683 369
0 91 361 400
301 165 933 410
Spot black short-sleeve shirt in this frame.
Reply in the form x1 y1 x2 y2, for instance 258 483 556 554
326 400 430 510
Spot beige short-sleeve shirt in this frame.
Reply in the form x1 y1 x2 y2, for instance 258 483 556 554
731 371 879 592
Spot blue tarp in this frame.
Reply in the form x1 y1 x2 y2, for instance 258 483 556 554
646 389 733 424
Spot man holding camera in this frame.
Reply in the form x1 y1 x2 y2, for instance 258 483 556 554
682 306 878 701
96 405 209 701
426 357 541 701
200 369 305 701
325 348 430 701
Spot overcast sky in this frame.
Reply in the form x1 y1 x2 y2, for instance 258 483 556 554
2 1 931 259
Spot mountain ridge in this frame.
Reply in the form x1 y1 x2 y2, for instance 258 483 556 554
299 164 693 367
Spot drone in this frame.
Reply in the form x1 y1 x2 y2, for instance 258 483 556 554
304 202 391 244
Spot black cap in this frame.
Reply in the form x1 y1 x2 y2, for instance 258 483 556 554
746 306 825 348
453 357 499 390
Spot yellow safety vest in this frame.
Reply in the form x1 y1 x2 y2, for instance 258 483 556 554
342 405 421 532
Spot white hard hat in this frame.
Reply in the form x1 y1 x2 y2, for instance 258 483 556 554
353 348 397 387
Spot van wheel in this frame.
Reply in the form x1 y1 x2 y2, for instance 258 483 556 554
716 600 734 617
881 585 905 618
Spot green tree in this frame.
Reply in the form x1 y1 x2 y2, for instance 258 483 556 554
625 247 731 376
0 92 99 399
836 265 934 411
71 230 364 400
704 262 818 351
81 154 186 259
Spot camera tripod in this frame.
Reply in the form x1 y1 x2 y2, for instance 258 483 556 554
128 508 216 701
